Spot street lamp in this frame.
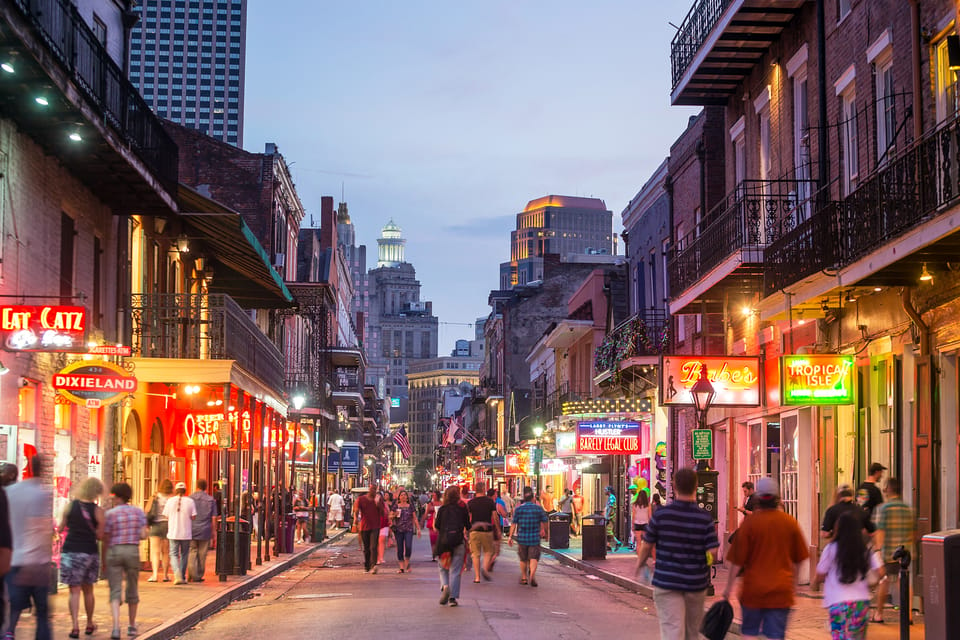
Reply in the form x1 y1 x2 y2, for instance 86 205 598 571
532 426 544 495
690 365 716 430
335 439 344 492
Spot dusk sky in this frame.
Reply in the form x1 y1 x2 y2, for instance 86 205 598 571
244 3 699 353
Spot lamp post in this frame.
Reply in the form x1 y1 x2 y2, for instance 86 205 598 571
532 426 543 495
335 439 344 492
689 365 716 595
291 394 305 500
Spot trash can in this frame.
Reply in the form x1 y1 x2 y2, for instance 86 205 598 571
216 517 251 576
311 507 327 542
581 514 606 560
284 514 297 551
922 529 960 639
549 512 571 549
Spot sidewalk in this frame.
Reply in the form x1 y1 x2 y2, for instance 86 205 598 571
541 534 925 639
8 527 348 640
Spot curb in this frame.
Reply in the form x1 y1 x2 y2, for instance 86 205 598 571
142 529 348 640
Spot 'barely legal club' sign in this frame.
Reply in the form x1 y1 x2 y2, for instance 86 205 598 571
576 420 640 454
660 356 762 407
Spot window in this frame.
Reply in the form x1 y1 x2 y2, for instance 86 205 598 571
838 0 851 21
92 14 107 46
60 213 75 305
835 65 858 195
730 116 746 187
935 36 958 125
754 87 772 182
868 31 895 164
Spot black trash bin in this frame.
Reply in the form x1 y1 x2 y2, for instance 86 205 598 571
284 513 297 551
581 514 606 560
216 517 251 576
549 512 571 549
311 507 327 542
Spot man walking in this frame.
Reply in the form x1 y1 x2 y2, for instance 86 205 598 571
355 484 385 574
858 462 886 521
163 482 196 585
188 480 217 582
637 468 719 640
327 490 345 529
722 476 809 640
507 487 548 587
539 485 555 513
604 485 621 551
6 455 53 640
872 477 915 624
467 487 499 582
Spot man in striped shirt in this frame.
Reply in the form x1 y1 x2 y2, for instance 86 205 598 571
637 468 719 640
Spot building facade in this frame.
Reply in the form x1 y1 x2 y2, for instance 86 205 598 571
407 355 481 469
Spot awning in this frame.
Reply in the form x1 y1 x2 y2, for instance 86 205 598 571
178 185 294 308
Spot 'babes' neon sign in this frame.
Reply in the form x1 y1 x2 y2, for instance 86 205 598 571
660 356 762 407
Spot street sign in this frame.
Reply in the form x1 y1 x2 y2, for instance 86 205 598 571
218 420 233 448
692 429 712 460
328 444 360 473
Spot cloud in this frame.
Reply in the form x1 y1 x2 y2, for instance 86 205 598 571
444 214 514 236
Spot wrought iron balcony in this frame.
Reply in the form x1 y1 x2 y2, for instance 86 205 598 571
669 179 816 296
130 293 284 391
8 0 178 196
594 309 669 374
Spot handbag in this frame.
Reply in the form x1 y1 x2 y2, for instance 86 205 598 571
146 497 159 526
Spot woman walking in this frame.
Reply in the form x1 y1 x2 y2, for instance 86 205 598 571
392 490 421 573
423 490 442 561
377 491 394 566
58 477 106 638
631 489 650 560
103 482 147 639
433 486 470 607
146 479 173 582
812 511 882 639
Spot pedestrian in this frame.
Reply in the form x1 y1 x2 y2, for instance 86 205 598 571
146 479 173 582
0 467 11 634
58 477 106 638
871 477 915 624
821 484 875 540
433 485 470 606
631 488 650 561
6 455 54 640
636 468 719 640
392 489 420 573
162 482 197 585
812 511 882 639
423 490 442 561
355 484 386 574
736 481 757 518
507 486 548 587
558 488 575 536
378 491 394 565
327 490 344 528
188 479 217 583
0 462 16 487
857 462 886 521
103 482 147 640
293 490 309 544
721 476 809 640
604 485 621 551
539 485 555 513
651 492 662 514
571 488 584 536
467 487 498 583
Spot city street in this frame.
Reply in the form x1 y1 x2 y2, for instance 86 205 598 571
179 533 662 640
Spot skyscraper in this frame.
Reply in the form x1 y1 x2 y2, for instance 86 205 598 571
128 0 246 147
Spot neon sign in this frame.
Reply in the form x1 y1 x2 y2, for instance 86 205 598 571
660 356 761 407
780 355 854 405
182 410 252 449
576 421 640 454
1 305 86 352
53 360 137 407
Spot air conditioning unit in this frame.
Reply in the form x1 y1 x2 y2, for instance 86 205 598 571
273 253 285 268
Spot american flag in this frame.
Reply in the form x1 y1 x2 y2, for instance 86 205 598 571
453 415 480 447
393 426 412 459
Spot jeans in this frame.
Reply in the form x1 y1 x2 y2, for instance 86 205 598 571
360 529 379 571
6 565 51 640
395 530 414 560
652 587 706 640
438 543 466 599
169 539 191 582
188 539 210 581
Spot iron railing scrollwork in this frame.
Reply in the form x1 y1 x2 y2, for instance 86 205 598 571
670 0 732 89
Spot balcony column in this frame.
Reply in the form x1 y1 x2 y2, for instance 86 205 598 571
233 388 245 574
257 401 265 565
264 406 273 562
217 383 231 582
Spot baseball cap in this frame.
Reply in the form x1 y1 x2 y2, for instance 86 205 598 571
175 481 187 491
868 462 887 475
755 476 779 497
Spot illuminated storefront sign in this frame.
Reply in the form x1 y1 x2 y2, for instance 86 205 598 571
562 396 653 416
539 458 569 474
53 360 137 407
555 431 576 457
576 421 640 454
505 450 530 475
660 356 762 407
88 344 131 356
1 305 86 352
181 409 252 449
780 354 855 405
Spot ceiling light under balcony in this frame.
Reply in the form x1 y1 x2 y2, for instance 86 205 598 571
1 62 14 74
35 96 48 106
68 131 82 142
920 263 934 283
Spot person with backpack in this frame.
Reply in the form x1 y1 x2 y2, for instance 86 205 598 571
433 486 470 606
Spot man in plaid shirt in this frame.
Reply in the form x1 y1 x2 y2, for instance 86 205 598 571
508 487 548 587
872 477 915 624
103 483 148 638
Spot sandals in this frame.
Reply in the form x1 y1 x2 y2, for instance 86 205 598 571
519 578 528 585
473 578 481 583
69 631 80 639
86 623 97 635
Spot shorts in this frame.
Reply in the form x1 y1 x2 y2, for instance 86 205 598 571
633 523 647 532
60 552 100 586
469 530 496 556
379 526 391 537
741 607 790 639
517 544 541 562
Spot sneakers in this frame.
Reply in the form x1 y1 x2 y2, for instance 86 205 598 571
439 586 450 605
128 625 139 637
448 598 458 607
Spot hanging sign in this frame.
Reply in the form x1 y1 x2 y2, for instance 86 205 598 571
660 356 762 407
1 305 86 352
53 360 136 407
88 344 131 356
555 431 576 457
576 420 640 454
780 354 855 405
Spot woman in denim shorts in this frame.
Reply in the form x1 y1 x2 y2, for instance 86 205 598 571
58 477 106 638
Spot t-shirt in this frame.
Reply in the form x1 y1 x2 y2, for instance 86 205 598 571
540 491 555 512
162 495 197 540
355 494 384 532
875 498 915 562
327 493 344 512
726 508 810 608
6 478 53 565
816 541 882 608
558 494 574 514
0 487 12 553
512 501 548 546
468 496 497 528
189 491 218 540
857 481 883 519
821 500 876 535
642 499 719 592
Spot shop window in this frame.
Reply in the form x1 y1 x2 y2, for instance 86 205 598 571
150 418 165 454
123 411 142 451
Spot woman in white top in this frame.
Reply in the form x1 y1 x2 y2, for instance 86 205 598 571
631 489 650 555
812 511 882 639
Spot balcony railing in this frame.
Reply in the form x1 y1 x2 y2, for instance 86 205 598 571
594 309 669 374
670 0 732 90
130 293 283 391
331 367 363 394
12 0 178 193
670 179 816 295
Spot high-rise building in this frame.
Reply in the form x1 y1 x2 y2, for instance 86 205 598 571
128 0 246 147
337 202 370 345
499 195 613 289
407 356 481 468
